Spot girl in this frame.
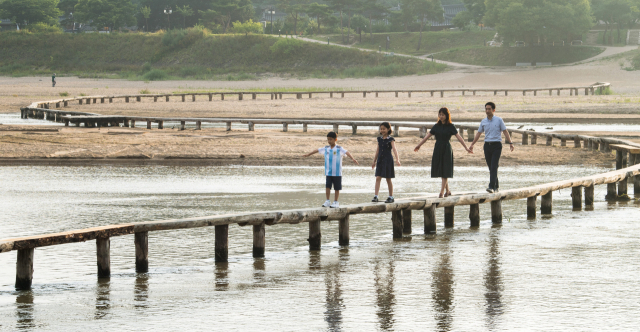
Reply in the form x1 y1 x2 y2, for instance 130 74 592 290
414 107 472 198
372 122 401 203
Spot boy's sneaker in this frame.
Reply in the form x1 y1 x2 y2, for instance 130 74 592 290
372 196 379 202
385 196 394 203
322 200 331 207
330 201 340 208
486 188 494 193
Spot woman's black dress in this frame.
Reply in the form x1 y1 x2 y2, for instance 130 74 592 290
375 136 395 178
430 123 458 178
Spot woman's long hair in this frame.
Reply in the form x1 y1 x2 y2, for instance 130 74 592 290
437 107 452 125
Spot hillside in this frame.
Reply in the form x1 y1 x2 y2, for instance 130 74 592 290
0 31 446 80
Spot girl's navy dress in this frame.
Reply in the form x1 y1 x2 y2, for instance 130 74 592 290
375 136 395 178
430 123 458 178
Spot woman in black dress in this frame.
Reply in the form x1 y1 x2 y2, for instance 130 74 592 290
414 108 472 198
372 122 401 203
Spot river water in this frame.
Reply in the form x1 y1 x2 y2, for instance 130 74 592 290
0 165 639 331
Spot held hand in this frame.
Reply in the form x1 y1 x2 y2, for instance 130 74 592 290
510 144 515 152
396 160 401 166
468 145 474 153
414 146 420 152
372 161 376 169
466 147 473 154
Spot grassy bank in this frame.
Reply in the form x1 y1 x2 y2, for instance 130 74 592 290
309 30 496 56
0 31 446 80
432 46 604 66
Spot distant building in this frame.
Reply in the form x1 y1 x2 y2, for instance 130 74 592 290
430 4 467 29
0 18 17 31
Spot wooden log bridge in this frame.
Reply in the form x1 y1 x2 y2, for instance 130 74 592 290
21 82 611 114
2 164 639 290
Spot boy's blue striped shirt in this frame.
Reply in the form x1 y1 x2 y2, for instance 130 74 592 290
318 145 347 176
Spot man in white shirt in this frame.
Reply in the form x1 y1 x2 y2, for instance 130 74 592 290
469 102 515 193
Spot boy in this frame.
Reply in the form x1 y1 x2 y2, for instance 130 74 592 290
303 131 359 208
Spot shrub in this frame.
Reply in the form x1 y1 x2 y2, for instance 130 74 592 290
270 38 304 56
24 23 63 34
230 19 263 35
59 92 69 97
139 89 151 94
161 28 205 48
141 62 152 73
631 52 640 70
143 69 168 81
595 86 613 95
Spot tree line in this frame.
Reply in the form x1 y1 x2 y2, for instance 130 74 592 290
1 0 639 46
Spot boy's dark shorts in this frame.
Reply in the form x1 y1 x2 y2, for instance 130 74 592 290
325 176 342 190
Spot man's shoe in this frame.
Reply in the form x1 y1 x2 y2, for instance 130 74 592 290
322 200 331 207
372 196 379 202
486 188 494 193
330 201 340 208
385 196 395 203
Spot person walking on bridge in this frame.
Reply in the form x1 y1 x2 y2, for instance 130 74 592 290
469 102 514 193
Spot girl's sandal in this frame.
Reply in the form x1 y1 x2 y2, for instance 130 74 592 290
444 191 452 197
438 193 444 198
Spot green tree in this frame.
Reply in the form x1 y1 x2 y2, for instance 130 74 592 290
230 18 263 34
328 0 348 42
0 0 62 28
485 0 592 46
452 10 473 31
140 6 151 31
402 0 443 50
199 0 253 33
592 0 633 44
74 0 137 31
176 5 194 28
278 0 309 35
306 2 331 33
462 0 484 25
361 0 387 39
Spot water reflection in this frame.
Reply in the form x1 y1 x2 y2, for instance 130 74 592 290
324 250 349 332
15 291 34 330
432 236 454 332
95 279 110 320
309 251 321 271
253 259 266 283
134 274 149 309
484 225 504 330
215 263 229 290
374 259 396 331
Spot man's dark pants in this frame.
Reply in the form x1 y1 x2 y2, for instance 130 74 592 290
484 142 502 190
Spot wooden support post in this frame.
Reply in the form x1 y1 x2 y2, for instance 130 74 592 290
618 177 628 197
541 191 552 214
308 93 312 98
557 89 561 96
615 150 623 169
136 96 141 102
296 93 302 99
395 92 398 97
522 133 529 145
93 98 97 104
238 93 243 100
146 121 152 129
607 183 617 199
593 141 599 151
622 151 628 168
166 96 170 102
226 122 232 131
392 210 403 238
330 92 333 98
491 200 502 223
303 124 308 132
96 237 110 278
221 94 225 100
546 136 553 146
522 90 526 96
440 91 444 97
505 91 508 96
430 91 434 97
180 121 186 131
123 119 130 128
209 94 213 101
308 220 321 250
158 121 164 129
279 93 282 99
394 125 400 137
534 90 537 96
468 129 474 142
193 95 196 102
408 92 411 97
253 222 265 257
252 93 256 100
282 123 288 132
15 248 34 290
131 120 136 128
339 215 349 246
341 92 344 98
333 124 339 133
154 96 158 102
494 90 497 96
444 206 454 228
135 232 148 273
79 99 83 105
527 196 537 218
352 125 357 135
574 137 581 148
570 89 574 96
549 89 553 96
125 97 129 103
248 122 255 131
572 186 582 209
584 185 594 206
363 92 366 97
215 225 229 262
531 134 537 145
463 91 466 96
561 138 566 147
469 203 479 227
271 93 274 100
196 121 202 130
64 101 68 107
55 102 60 108
375 92 379 97
402 209 412 234
424 204 436 233
585 88 589 96
181 95 186 102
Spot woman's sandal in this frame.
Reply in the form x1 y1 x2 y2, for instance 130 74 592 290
438 193 444 198
444 191 452 197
